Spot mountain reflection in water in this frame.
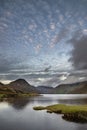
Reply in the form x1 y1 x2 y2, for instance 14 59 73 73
0 95 87 130
0 94 87 110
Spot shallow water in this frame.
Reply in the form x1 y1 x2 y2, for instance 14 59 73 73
0 94 87 130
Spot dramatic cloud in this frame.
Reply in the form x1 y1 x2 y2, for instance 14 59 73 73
0 0 87 85
69 30 87 70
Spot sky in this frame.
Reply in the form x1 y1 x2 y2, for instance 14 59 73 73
0 0 87 87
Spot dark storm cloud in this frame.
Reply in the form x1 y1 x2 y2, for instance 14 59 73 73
69 30 87 70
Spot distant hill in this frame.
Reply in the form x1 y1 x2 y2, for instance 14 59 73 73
70 82 87 94
54 81 87 94
37 86 54 94
34 81 87 94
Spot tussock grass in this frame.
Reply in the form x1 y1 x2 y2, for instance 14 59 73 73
33 104 87 123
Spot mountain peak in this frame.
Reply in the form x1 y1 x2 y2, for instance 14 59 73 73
7 78 38 93
12 79 30 84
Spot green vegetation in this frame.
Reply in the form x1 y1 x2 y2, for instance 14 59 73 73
0 86 39 99
16 93 39 97
33 104 87 123
33 104 87 112
0 94 7 98
33 106 46 110
0 92 39 99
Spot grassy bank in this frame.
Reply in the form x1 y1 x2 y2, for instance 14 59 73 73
0 93 39 99
16 93 39 97
33 104 87 123
0 94 7 98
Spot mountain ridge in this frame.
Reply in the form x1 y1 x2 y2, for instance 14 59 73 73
0 79 87 94
53 81 87 94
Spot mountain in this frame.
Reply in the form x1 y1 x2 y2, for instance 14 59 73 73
0 82 4 87
0 79 87 95
37 86 54 94
54 81 87 94
70 82 87 94
6 79 38 93
36 81 87 94
0 79 39 98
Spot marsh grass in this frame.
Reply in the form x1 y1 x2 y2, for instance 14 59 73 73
33 104 87 123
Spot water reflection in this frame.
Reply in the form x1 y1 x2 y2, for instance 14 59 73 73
8 98 31 110
58 98 87 105
0 94 87 130
0 94 87 110
0 98 30 110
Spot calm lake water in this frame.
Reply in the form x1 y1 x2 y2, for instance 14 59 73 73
0 94 87 130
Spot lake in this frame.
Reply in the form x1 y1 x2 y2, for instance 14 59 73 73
0 94 87 130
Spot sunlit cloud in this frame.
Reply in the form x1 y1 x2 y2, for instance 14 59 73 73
0 80 11 84
59 75 67 81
